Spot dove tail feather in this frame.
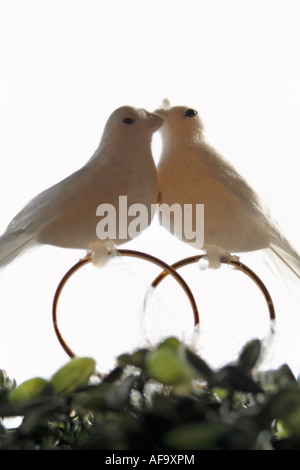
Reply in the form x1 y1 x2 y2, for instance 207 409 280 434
0 232 36 268
269 244 300 281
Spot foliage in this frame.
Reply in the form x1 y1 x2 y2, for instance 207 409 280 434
1 337 300 450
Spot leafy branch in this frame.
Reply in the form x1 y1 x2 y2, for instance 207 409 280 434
1 337 300 450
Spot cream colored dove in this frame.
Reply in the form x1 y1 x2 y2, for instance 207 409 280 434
0 106 163 267
155 99 300 277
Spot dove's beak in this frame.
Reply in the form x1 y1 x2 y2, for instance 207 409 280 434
153 109 167 134
154 108 166 118
146 111 164 131
154 98 171 117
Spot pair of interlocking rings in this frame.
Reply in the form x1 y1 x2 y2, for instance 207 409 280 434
52 249 276 360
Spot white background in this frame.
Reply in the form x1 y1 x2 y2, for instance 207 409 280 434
1 0 300 384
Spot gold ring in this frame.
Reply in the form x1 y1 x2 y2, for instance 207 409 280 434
52 249 200 359
150 254 275 321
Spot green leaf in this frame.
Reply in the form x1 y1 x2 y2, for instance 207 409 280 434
213 365 263 394
146 340 195 386
163 422 227 450
184 348 213 380
0 370 16 391
276 364 298 389
271 389 300 436
117 348 149 369
159 337 181 349
237 339 261 373
9 377 49 406
50 357 96 396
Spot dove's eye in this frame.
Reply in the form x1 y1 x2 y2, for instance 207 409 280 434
123 117 135 124
184 109 197 118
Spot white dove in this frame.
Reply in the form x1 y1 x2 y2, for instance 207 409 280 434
155 99 300 278
0 106 163 267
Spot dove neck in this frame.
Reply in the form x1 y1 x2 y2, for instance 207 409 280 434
161 129 203 149
95 133 152 161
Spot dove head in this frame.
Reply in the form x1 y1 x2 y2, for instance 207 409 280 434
154 100 204 145
100 106 164 151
